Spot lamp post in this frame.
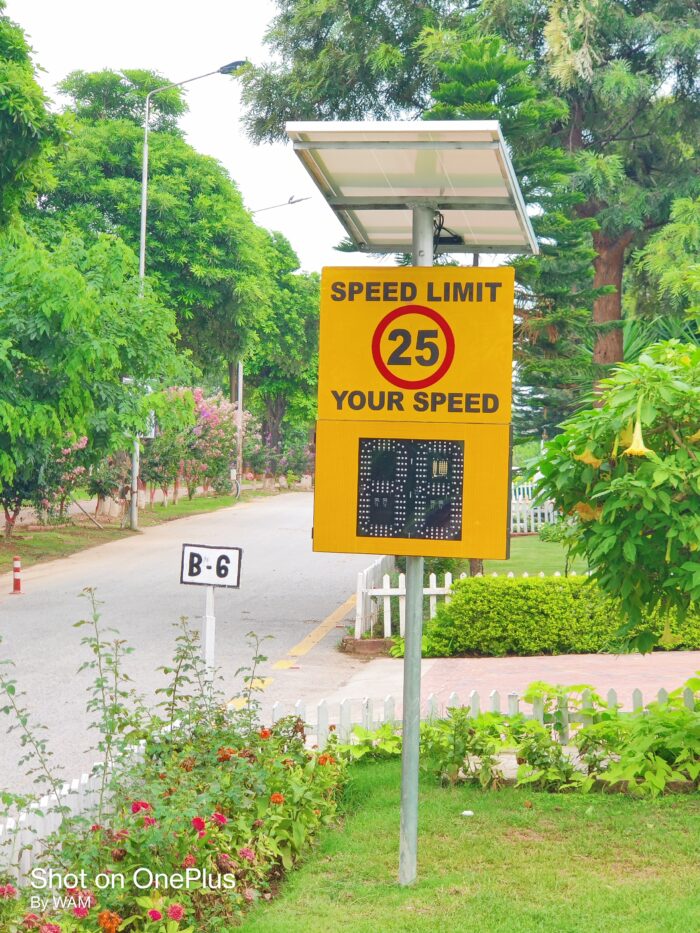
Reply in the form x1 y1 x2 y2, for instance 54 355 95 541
131 60 246 531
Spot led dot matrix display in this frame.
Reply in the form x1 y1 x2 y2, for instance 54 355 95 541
357 438 464 540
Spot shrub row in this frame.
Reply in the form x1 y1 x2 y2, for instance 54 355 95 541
422 577 700 657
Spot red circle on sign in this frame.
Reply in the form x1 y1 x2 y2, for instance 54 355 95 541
371 304 456 390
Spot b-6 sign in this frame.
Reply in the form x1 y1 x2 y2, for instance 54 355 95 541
180 544 242 588
313 267 514 559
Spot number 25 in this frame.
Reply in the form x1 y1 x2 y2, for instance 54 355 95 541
387 329 439 367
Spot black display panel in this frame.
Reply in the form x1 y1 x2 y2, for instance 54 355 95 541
357 438 464 540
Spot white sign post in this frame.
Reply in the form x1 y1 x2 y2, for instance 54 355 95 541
180 543 242 674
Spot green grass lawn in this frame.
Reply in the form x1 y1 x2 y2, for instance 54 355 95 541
243 760 700 933
484 535 587 576
0 488 272 574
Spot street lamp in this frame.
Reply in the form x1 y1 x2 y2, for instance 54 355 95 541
130 59 247 531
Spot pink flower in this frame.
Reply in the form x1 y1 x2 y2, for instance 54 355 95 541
191 816 206 832
90 824 102 832
143 816 157 827
39 926 62 933
113 829 129 840
22 916 41 930
73 906 89 918
182 853 196 868
211 811 228 826
243 887 256 903
0 883 17 898
238 847 255 863
167 904 185 921
147 909 163 921
131 800 151 813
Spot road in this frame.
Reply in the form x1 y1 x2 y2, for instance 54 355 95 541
0 493 371 793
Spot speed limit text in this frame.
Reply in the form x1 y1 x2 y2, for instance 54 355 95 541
330 280 503 303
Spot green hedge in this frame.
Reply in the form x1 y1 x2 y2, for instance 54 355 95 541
423 577 700 657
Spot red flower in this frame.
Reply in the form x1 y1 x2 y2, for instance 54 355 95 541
270 793 285 805
113 829 129 841
182 853 196 868
217 747 235 762
39 925 62 933
191 817 206 832
131 800 151 814
211 811 228 826
73 906 90 918
258 728 272 739
22 916 41 930
0 884 17 898
147 909 163 921
238 847 255 863
90 824 102 832
167 904 185 921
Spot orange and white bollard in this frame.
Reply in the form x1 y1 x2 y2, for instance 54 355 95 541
11 556 21 594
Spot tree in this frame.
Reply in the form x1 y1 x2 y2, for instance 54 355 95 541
29 71 273 387
245 232 320 453
240 0 475 143
59 69 187 132
0 1 58 226
534 342 700 652
478 0 700 367
635 196 700 320
0 224 188 529
243 2 700 375
423 33 600 437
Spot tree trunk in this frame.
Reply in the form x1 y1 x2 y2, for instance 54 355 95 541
264 398 287 452
591 231 634 366
469 558 484 576
3 505 20 540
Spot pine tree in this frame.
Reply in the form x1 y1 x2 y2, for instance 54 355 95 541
425 36 600 437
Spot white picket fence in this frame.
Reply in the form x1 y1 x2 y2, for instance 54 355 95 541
511 481 536 501
510 500 557 533
0 762 112 883
1 683 691 880
354 555 396 638
355 567 587 638
269 685 696 748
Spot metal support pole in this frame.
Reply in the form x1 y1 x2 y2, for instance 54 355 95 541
202 585 216 675
398 204 434 887
130 436 140 531
236 361 244 480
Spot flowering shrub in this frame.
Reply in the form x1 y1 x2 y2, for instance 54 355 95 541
534 343 700 651
36 436 90 521
0 608 345 932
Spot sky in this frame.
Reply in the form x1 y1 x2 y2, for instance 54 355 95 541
5 0 386 273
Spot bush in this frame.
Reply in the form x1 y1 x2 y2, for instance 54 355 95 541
0 602 345 931
395 555 468 583
421 577 700 657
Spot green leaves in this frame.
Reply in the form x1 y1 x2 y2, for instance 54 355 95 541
533 342 700 649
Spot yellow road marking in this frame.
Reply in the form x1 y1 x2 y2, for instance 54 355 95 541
287 594 355 657
225 594 354 706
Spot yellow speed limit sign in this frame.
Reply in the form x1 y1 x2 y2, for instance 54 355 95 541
318 267 513 423
314 267 514 558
